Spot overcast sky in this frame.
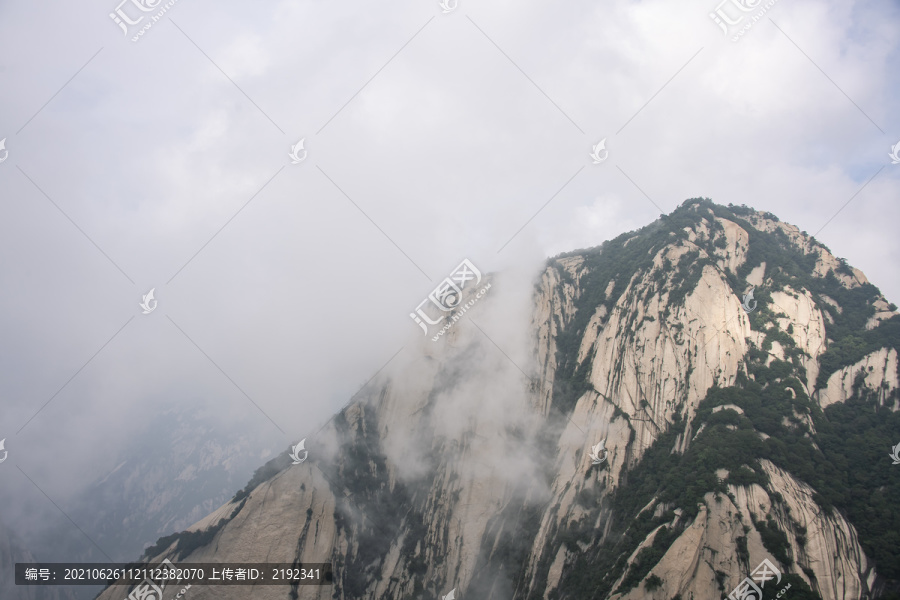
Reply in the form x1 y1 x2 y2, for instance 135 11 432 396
0 0 898 558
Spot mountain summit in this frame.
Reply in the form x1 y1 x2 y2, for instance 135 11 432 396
97 199 900 600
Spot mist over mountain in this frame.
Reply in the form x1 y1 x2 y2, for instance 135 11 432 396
68 407 278 562
3 2 899 599
0 518 76 600
5 407 278 600
91 199 900 600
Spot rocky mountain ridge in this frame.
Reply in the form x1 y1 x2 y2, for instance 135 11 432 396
96 198 900 600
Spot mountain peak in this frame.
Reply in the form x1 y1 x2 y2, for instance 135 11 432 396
98 200 900 600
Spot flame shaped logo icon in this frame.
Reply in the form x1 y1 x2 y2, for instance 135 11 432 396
442 589 457 600
890 141 900 165
290 439 308 464
589 439 608 465
741 286 757 313
890 442 900 465
140 288 158 314
439 0 458 13
590 139 608 164
0 439 7 464
289 139 307 164
0 138 8 164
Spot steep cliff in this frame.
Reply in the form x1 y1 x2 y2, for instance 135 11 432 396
95 199 900 600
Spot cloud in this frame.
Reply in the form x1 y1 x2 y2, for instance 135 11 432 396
0 0 896 569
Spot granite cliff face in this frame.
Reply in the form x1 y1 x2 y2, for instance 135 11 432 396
95 199 900 600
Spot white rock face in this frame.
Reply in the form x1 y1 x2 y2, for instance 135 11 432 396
747 262 766 286
759 461 873 600
611 460 873 600
533 261 578 414
713 216 750 275
522 209 893 600
867 298 897 330
768 288 828 395
522 236 756 594
819 347 899 409
581 260 749 465
97 464 340 600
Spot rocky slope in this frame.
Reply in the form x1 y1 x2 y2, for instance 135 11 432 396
95 199 900 600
